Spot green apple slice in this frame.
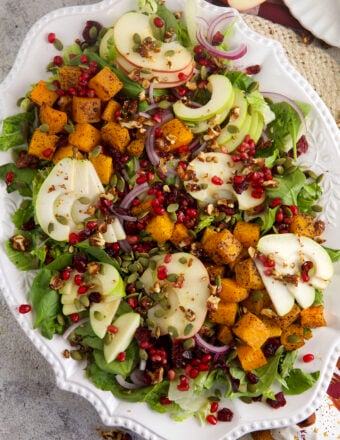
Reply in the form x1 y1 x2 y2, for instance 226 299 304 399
184 152 235 204
35 158 103 241
104 312 141 363
173 75 234 122
140 252 210 339
218 112 252 152
90 298 121 339
217 88 248 144
254 233 334 315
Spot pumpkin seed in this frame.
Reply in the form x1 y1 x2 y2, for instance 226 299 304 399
183 337 194 349
287 334 301 343
273 157 286 166
166 273 178 282
312 205 323 212
89 26 98 41
316 173 324 184
184 324 194 337
128 262 141 273
64 123 75 134
91 145 102 157
48 223 54 233
56 215 69 225
53 38 64 51
138 257 150 268
126 272 139 284
247 81 259 93
227 124 239 134
110 173 118 187
70 350 84 361
158 100 171 109
104 333 114 345
276 165 285 175
154 308 166 318
57 314 65 326
285 165 298 174
79 295 90 307
78 196 90 205
250 291 263 302
179 257 187 264
168 326 179 338
46 82 57 91
306 169 318 179
116 175 125 192
169 212 177 223
39 123 50 133
94 311 105 321
164 49 175 57
149 260 157 270
133 33 141 45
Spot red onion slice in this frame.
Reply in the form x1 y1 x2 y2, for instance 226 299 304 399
63 318 89 341
120 182 149 209
194 333 230 354
207 11 236 43
116 374 143 390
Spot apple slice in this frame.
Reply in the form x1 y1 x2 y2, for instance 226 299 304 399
184 152 235 204
173 75 234 122
113 11 194 84
254 233 334 315
90 299 121 339
227 0 267 12
104 312 141 363
140 252 210 339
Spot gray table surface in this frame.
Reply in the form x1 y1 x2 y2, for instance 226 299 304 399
0 2 339 440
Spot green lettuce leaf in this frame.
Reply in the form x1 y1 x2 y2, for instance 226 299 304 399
0 112 34 151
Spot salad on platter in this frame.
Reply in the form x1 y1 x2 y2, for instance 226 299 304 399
0 0 339 428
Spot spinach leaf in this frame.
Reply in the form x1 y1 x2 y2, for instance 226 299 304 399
0 112 34 151
266 168 306 206
283 369 320 395
323 246 340 262
297 181 322 214
0 163 37 197
12 199 35 229
93 340 139 377
5 237 40 271
227 71 254 91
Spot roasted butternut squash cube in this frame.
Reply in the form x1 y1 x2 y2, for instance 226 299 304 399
101 99 121 121
235 258 264 290
209 302 238 326
72 96 101 123
159 118 194 151
58 66 82 90
39 103 67 134
131 198 153 216
300 305 326 328
237 345 267 371
275 303 301 330
261 316 282 338
89 153 114 185
201 227 243 265
170 223 193 247
241 290 272 316
52 145 83 164
205 264 226 281
233 220 261 248
289 213 316 238
280 324 305 351
88 67 123 101
219 278 249 303
251 430 274 440
101 121 130 154
28 129 59 160
126 138 145 157
232 312 270 349
217 325 234 345
145 212 175 243
68 123 101 152
29 80 58 106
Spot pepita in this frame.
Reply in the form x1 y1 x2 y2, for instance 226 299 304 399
78 196 91 205
133 33 141 45
164 49 175 57
56 215 69 225
184 323 194 336
168 325 179 338
53 38 64 51
227 124 239 134
94 311 105 321
287 334 301 343
70 350 84 361
39 123 50 133
89 26 98 41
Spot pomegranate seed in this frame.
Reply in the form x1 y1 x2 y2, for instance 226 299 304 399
61 269 71 280
136 175 147 185
164 253 172 264
153 16 164 28
301 260 313 282
74 274 83 286
199 363 209 371
160 396 172 405
5 171 14 184
264 268 273 276
206 414 217 425
193 45 204 55
69 232 78 244
70 313 80 323
177 85 188 96
86 88 96 98
155 127 163 138
68 86 77 96
275 209 284 223
177 375 190 391
153 113 162 123
270 197 282 208
56 89 65 96
167 369 176 381
18 304 31 314
290 204 299 215
42 148 53 158
211 175 224 185
89 60 98 69
127 297 138 308
177 145 189 154
77 285 88 295
117 352 126 362
178 72 188 81
107 325 118 334
191 358 201 367
188 368 199 379
47 32 56 43
302 353 314 363
157 265 168 280
210 402 219 413
80 54 89 64
53 55 63 66
86 221 98 231
201 353 212 363
154 206 165 216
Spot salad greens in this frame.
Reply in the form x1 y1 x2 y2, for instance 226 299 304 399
0 0 337 427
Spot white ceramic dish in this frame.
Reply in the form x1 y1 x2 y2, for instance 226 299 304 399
284 0 340 48
0 1 340 439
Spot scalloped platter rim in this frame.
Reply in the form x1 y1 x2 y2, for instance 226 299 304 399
0 1 340 439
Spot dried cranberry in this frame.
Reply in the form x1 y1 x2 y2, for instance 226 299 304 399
89 291 101 303
72 253 88 272
262 337 281 358
246 372 259 384
217 407 233 422
267 391 286 409
82 20 102 45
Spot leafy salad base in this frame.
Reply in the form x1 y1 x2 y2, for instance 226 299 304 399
0 0 340 439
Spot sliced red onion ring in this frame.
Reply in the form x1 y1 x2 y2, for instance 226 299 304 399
116 374 143 390
120 182 149 209
118 239 131 253
130 368 147 386
145 111 174 166
63 318 89 341
194 333 230 355
149 81 155 105
196 25 247 60
207 11 236 43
